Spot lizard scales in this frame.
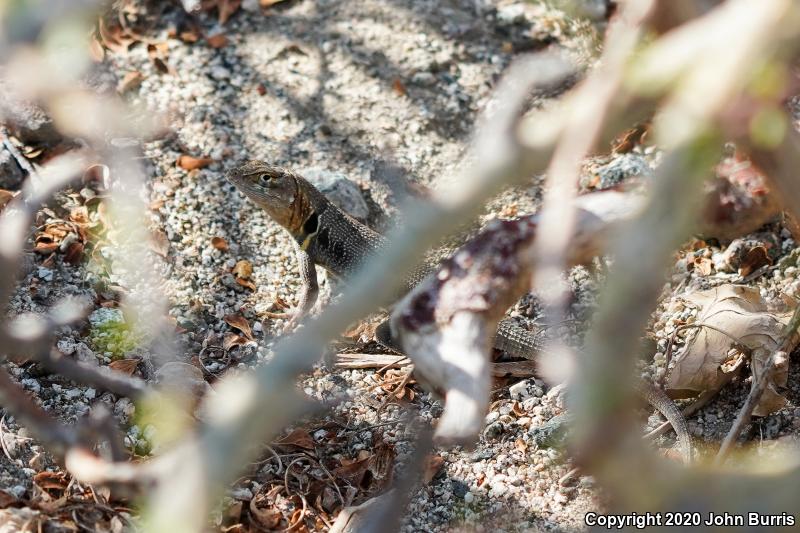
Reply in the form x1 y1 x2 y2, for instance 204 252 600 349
226 160 692 463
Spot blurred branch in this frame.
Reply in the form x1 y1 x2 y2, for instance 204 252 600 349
715 303 800 464
390 190 645 444
144 52 576 532
570 0 800 498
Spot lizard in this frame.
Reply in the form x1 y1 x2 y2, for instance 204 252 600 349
226 160 693 463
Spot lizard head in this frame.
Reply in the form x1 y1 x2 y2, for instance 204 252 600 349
226 160 307 231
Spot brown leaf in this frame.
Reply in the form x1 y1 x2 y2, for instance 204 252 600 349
118 70 143 93
33 471 68 492
150 230 170 257
392 78 406 96
211 236 229 251
224 314 253 340
0 489 19 508
34 242 59 255
514 438 527 453
249 491 282 529
177 155 214 171
108 359 140 376
667 285 793 416
235 277 257 291
69 206 90 225
423 454 444 484
274 428 315 450
334 456 370 486
222 333 248 351
232 259 253 279
0 190 15 211
179 30 200 43
152 56 171 74
738 246 771 277
207 33 229 48
260 0 288 5
64 241 84 265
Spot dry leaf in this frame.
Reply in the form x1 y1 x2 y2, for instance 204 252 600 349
692 256 714 276
751 348 790 416
334 456 371 486
423 454 444 483
180 30 200 43
274 428 315 450
222 333 248 351
69 206 90 225
108 359 140 376
224 314 253 340
738 246 771 277
150 230 170 257
33 471 68 492
249 493 282 530
118 70 143 93
0 190 15 210
260 0 288 5
235 277 257 291
207 33 229 48
176 155 214 170
392 78 406 96
232 259 253 279
211 236 229 251
514 438 527 453
64 241 84 265
667 285 793 415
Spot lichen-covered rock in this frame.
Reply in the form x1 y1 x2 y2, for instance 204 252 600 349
303 168 369 221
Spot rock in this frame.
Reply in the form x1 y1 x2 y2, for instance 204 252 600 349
0 84 62 146
509 379 532 400
592 154 652 190
0 149 24 189
496 4 526 25
302 168 369 220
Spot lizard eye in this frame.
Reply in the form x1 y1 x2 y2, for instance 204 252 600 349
258 174 272 186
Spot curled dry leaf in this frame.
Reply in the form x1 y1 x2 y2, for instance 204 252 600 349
423 454 445 484
211 236 229 251
176 155 213 171
69 206 90 225
0 189 15 211
235 277 256 291
118 71 143 93
249 489 282 530
64 241 85 265
667 284 794 415
224 314 253 340
206 33 229 48
108 358 140 376
738 246 771 277
222 332 248 351
232 259 253 279
274 428 315 450
150 229 170 257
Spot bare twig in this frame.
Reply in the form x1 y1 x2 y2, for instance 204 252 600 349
714 302 800 464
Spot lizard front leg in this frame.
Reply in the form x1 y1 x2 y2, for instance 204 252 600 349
283 240 319 332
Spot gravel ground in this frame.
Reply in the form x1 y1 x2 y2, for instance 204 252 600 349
3 0 800 531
